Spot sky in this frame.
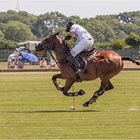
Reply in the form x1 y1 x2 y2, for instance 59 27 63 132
0 0 140 18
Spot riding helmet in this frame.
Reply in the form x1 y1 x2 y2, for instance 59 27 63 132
66 21 75 32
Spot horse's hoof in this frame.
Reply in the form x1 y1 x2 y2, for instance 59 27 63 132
91 98 97 103
83 102 89 107
93 97 97 102
69 92 78 96
62 91 70 96
60 87 64 92
78 89 85 96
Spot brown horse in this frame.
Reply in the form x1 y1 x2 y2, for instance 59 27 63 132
36 32 139 107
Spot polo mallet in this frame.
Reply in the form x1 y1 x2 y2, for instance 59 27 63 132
70 85 76 110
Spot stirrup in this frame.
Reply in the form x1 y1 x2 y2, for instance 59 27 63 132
75 68 82 74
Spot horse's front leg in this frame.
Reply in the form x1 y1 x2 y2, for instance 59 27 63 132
52 73 63 90
61 79 85 97
61 79 75 96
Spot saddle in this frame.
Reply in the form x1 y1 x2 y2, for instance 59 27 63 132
62 42 96 72
76 48 96 72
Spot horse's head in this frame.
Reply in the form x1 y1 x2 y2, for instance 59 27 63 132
35 32 60 57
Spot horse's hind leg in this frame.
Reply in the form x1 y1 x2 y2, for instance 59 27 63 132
83 80 114 107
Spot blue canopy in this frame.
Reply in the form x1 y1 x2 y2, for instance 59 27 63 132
20 52 39 63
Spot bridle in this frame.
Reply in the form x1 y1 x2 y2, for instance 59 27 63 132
36 35 61 67
41 35 56 51
36 35 70 68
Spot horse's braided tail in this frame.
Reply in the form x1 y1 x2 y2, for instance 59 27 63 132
122 56 140 65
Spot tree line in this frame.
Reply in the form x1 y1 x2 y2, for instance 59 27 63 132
0 10 140 49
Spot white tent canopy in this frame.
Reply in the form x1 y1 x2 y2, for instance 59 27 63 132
17 41 41 51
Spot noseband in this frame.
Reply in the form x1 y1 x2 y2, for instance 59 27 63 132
36 35 56 52
43 35 56 51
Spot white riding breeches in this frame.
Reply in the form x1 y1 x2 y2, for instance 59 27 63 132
70 38 94 57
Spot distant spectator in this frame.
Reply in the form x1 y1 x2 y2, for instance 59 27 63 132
40 58 47 68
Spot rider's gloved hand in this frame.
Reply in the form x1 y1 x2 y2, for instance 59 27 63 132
64 34 72 41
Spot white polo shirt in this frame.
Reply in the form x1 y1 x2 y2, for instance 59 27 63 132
70 24 93 43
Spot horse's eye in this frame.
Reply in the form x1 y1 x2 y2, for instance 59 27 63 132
45 39 50 44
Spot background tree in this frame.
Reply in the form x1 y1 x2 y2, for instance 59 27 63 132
0 10 140 50
32 12 67 38
111 40 130 50
4 21 36 42
125 32 140 47
84 19 115 42
0 30 4 39
0 10 37 27
0 39 17 49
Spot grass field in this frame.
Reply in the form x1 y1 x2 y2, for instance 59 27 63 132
0 61 140 70
0 71 140 139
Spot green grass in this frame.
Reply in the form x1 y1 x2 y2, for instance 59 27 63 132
0 71 140 139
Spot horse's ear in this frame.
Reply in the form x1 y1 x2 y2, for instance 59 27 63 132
53 32 59 36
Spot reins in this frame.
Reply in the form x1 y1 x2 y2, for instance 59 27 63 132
47 49 60 68
40 35 70 69
47 39 71 68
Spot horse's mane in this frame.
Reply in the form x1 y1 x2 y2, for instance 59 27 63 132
62 41 71 54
